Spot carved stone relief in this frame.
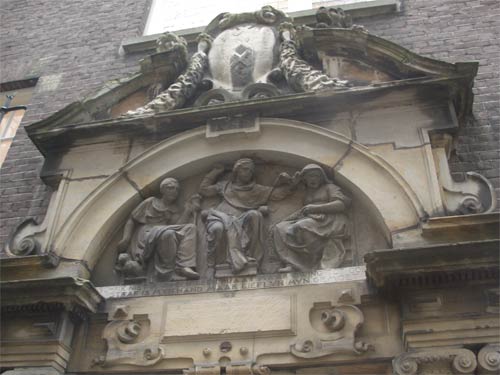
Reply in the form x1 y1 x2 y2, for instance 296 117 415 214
183 364 271 375
115 177 201 283
93 306 163 367
477 344 500 374
392 348 477 375
291 304 370 359
125 6 353 117
112 161 353 283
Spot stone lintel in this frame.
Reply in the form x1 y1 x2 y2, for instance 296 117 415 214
364 239 500 290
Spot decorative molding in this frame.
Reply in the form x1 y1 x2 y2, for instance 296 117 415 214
477 344 500 374
291 304 370 359
5 218 43 256
431 143 496 215
183 364 271 375
365 239 500 290
94 317 164 367
0 277 104 314
402 315 500 350
393 348 477 375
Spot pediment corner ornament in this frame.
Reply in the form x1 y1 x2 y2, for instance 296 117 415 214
291 304 371 359
5 218 44 257
392 348 477 375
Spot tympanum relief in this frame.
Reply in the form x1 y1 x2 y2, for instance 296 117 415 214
113 160 354 284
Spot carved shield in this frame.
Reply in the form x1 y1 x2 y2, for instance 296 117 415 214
208 24 278 91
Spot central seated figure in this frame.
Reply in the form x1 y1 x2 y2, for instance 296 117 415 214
199 158 294 275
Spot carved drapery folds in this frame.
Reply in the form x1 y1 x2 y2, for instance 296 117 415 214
114 160 352 282
291 304 370 359
115 177 201 283
393 348 477 375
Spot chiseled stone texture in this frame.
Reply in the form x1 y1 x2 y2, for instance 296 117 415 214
0 0 499 249
0 0 152 248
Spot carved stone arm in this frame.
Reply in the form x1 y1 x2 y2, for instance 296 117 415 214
117 218 136 252
302 200 345 215
126 33 213 116
177 194 202 224
199 165 225 197
278 22 348 92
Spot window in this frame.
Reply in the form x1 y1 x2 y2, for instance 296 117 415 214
0 88 33 166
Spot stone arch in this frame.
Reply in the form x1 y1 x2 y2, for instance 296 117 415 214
54 118 426 270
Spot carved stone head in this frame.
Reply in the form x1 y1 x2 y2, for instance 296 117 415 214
232 158 255 184
159 177 180 202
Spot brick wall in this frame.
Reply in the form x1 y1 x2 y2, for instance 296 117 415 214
1 0 498 248
361 0 500 206
0 0 152 247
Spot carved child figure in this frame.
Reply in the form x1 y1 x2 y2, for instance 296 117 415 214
116 177 200 281
199 158 296 274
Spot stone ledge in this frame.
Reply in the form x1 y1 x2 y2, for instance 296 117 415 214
121 0 401 54
364 239 500 290
97 266 366 299
0 277 104 314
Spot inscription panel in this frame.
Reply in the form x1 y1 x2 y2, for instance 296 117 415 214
162 295 294 341
97 266 366 299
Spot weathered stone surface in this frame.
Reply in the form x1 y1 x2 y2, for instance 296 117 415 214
162 295 294 339
1 3 499 375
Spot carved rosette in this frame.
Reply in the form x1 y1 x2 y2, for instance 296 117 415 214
478 344 500 374
393 348 477 375
291 304 370 359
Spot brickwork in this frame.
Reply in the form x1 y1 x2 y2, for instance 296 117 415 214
0 0 498 248
0 0 151 247
361 0 500 206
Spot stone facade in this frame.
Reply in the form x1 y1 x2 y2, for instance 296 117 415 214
0 2 499 375
1 0 498 248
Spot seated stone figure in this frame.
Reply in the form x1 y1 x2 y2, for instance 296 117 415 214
116 177 200 281
272 164 351 272
199 158 295 274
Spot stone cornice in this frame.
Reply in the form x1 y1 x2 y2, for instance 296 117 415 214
364 238 500 290
27 75 470 157
0 277 104 314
